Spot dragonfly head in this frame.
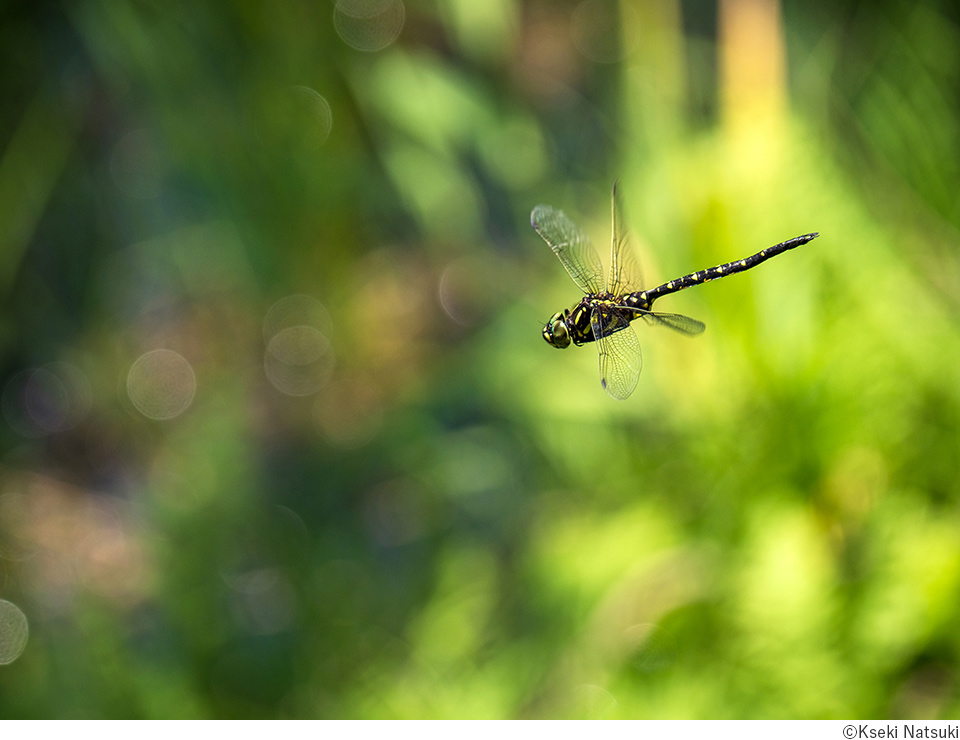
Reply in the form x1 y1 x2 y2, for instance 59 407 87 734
543 311 571 349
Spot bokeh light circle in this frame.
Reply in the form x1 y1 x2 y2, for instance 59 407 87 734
3 370 48 438
267 325 330 365
0 599 29 665
2 363 92 437
437 254 504 327
28 363 92 433
292 86 333 145
263 296 335 397
126 350 196 420
333 0 405 52
225 567 295 636
264 341 336 397
263 295 332 344
22 368 68 431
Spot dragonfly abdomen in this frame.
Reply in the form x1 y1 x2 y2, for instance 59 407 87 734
623 292 653 312
640 232 819 305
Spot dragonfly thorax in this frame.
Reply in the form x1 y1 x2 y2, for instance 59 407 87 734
545 294 633 350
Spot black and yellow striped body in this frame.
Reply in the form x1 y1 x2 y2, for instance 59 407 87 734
545 232 819 348
630 232 818 307
543 294 631 348
533 182 819 398
567 295 618 345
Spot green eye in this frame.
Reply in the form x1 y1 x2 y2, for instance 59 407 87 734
543 314 570 348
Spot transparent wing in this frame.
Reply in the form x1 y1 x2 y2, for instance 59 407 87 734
607 180 644 296
644 312 706 336
591 307 642 400
531 204 604 295
618 305 706 336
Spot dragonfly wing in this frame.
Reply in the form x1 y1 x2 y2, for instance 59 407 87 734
606 181 643 295
644 311 707 337
643 311 706 336
591 307 642 400
618 305 706 336
531 204 604 295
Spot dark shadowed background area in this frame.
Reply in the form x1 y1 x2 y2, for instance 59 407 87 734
1 0 959 719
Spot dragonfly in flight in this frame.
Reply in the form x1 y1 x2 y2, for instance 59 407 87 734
532 183 818 399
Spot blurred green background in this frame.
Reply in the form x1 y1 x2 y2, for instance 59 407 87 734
1 0 959 719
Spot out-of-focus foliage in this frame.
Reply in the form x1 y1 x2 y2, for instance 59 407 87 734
0 0 959 719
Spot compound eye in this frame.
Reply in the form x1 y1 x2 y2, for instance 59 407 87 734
543 315 570 348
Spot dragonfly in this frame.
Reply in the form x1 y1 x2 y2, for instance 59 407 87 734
532 183 819 400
